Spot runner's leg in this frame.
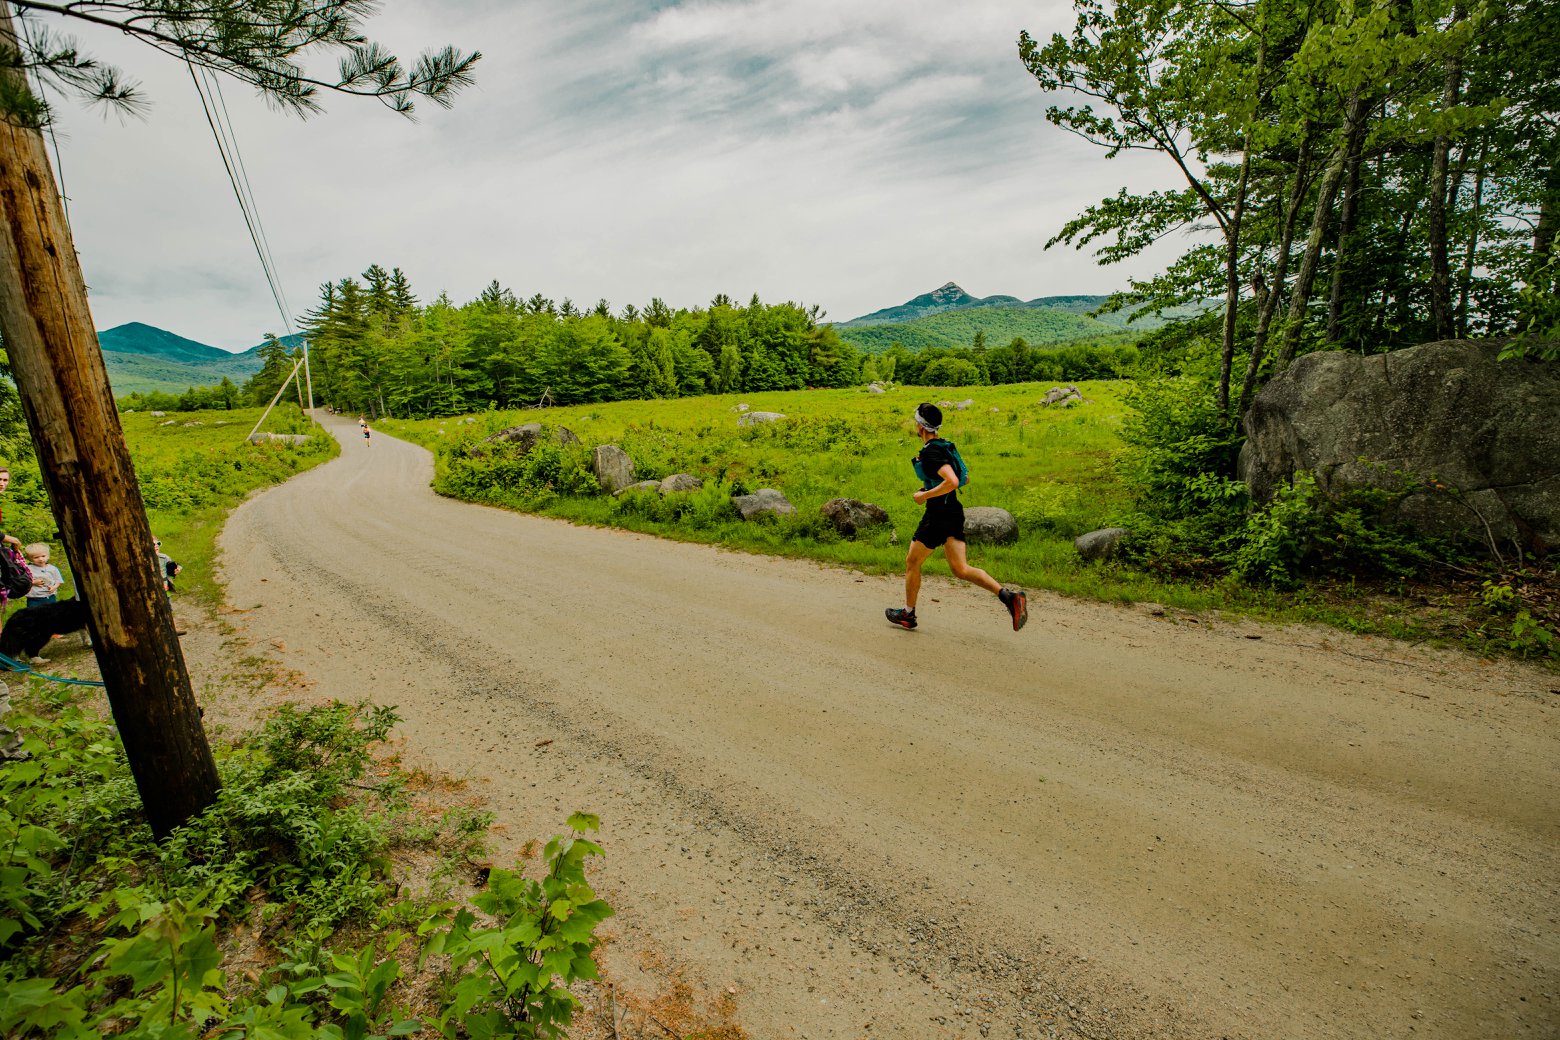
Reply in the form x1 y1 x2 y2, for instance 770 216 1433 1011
943 538 1003 594
904 539 935 610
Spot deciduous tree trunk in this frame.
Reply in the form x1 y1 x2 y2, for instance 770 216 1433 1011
1274 93 1372 373
1427 20 1466 341
0 3 219 839
1238 130 1316 412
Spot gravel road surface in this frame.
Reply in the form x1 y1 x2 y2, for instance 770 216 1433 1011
218 415 1559 1040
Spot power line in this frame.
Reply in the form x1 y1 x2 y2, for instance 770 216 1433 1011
205 66 295 332
185 58 294 339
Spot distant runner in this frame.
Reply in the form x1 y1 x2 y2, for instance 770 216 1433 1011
886 403 1027 632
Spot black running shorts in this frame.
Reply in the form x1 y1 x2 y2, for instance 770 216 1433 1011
912 498 965 548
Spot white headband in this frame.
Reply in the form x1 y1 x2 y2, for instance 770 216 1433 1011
913 408 939 434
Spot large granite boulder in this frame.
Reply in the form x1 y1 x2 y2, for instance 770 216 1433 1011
475 422 579 457
659 473 703 495
732 488 795 520
1240 339 1560 552
963 507 1019 545
821 498 890 538
591 444 635 494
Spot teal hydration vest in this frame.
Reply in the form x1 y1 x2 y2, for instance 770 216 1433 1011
913 439 969 491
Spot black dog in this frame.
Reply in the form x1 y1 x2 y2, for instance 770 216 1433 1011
1 598 91 662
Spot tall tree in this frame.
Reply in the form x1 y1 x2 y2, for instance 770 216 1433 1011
0 1 477 837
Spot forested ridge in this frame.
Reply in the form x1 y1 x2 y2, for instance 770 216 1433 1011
181 268 1144 419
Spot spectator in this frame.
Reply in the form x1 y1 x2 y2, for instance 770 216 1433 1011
23 543 62 607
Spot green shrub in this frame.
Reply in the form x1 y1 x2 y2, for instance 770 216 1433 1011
421 814 612 1039
1116 374 1243 519
1231 473 1446 587
0 688 607 1040
438 436 600 505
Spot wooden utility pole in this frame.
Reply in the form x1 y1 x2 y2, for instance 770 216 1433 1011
0 4 219 838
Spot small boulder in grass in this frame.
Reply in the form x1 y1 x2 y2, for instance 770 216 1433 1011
733 488 795 520
658 473 703 495
473 422 580 457
821 498 890 538
963 507 1019 545
590 444 635 495
614 480 662 497
1075 527 1129 561
738 411 786 427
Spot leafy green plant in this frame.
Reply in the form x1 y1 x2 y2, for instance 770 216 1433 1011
1231 473 1446 587
438 434 600 506
0 686 610 1040
1116 374 1242 518
422 813 613 1040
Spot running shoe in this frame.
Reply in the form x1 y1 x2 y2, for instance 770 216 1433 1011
885 607 917 630
1000 589 1028 631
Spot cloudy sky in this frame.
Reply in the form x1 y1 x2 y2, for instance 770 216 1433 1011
37 0 1186 351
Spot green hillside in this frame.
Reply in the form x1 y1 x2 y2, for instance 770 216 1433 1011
103 349 266 398
835 305 1125 355
99 322 232 364
96 324 294 397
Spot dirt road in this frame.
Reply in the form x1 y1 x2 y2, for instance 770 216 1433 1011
218 415 1558 1040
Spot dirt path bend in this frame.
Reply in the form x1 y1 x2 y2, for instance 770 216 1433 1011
219 415 1559 1040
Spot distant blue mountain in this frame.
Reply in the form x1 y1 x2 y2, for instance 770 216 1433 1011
98 322 237 364
96 323 302 397
838 282 1120 328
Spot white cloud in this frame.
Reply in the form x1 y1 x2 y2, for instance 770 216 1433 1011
38 0 1189 349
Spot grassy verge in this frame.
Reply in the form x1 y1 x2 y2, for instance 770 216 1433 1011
0 687 624 1039
0 405 337 611
378 384 1556 664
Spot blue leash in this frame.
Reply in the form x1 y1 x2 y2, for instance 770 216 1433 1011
0 650 106 688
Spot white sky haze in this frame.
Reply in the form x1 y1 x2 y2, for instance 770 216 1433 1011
39 0 1186 350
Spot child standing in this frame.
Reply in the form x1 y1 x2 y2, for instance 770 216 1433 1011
23 543 62 607
885 403 1027 632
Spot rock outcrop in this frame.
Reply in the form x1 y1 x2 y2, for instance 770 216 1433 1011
1240 339 1560 553
738 411 786 427
1075 527 1129 561
474 422 579 457
658 474 703 495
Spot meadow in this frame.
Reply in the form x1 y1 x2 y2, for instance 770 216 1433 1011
378 381 1243 612
0 404 337 613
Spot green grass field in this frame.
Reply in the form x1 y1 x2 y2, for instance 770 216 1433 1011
378 381 1242 611
1 405 337 615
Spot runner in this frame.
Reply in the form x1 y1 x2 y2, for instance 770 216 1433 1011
886 403 1027 632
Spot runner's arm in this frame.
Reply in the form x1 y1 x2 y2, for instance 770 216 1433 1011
912 466 961 504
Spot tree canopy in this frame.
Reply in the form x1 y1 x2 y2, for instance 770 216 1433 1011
2 0 480 127
1022 0 1559 401
299 270 865 418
